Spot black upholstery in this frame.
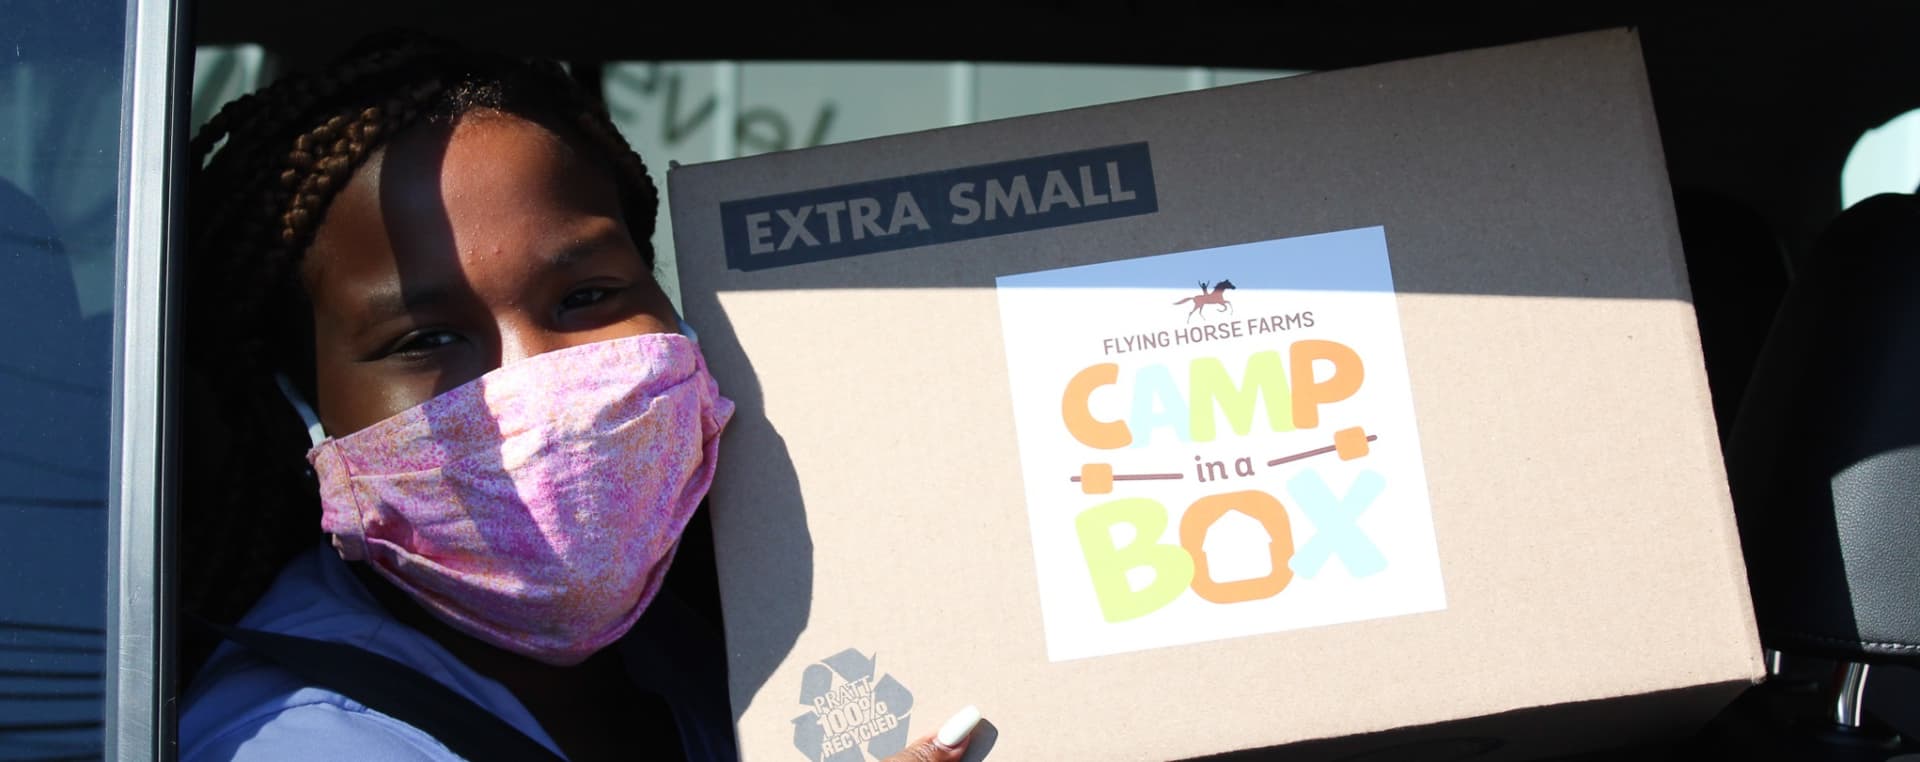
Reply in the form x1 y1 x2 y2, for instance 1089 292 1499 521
1673 187 1792 444
1726 192 1920 664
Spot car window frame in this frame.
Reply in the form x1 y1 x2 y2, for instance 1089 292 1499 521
105 0 186 757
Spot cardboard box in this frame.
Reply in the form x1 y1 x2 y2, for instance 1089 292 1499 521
667 29 1762 761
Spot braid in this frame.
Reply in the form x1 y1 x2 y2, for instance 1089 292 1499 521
180 30 661 676
570 95 661 247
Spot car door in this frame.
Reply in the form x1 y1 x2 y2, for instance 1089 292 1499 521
1 0 183 758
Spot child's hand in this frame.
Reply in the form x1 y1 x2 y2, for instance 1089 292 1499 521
881 705 981 762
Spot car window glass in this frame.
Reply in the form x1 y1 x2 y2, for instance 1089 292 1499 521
190 44 270 137
0 0 130 758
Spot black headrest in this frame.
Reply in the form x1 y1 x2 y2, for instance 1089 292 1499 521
1672 187 1790 445
1726 192 1920 664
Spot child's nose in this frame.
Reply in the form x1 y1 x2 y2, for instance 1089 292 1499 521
497 325 575 367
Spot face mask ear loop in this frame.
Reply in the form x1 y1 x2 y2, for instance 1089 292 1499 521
676 312 700 345
273 371 329 447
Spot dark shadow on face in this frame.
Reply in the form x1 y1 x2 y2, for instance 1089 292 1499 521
370 116 565 616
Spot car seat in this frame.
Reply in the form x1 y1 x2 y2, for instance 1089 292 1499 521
1672 186 1792 446
1724 192 1920 754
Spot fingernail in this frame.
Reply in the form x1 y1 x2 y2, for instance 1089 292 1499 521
935 704 981 749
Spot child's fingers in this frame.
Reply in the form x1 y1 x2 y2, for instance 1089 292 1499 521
881 735 966 762
880 705 981 762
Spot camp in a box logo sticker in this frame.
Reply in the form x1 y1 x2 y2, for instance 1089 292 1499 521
995 226 1447 661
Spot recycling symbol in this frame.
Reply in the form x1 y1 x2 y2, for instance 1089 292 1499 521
791 648 914 761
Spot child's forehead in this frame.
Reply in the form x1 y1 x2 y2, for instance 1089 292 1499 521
391 109 581 162
357 112 601 203
300 109 624 279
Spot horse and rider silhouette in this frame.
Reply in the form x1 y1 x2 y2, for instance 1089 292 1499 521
1173 279 1236 321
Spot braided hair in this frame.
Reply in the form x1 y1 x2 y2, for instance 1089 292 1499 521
180 30 659 675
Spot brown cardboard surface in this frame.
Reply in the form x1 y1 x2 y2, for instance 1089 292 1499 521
668 29 1762 762
1190 680 1753 762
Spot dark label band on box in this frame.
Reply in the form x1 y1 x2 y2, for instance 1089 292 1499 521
719 142 1158 272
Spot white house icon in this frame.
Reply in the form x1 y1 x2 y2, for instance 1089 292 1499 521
1201 509 1275 582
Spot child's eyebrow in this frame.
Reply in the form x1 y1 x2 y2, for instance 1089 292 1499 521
347 222 629 335
543 223 628 270
542 243 598 271
357 281 457 325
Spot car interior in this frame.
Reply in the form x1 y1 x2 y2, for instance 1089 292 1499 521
1 3 1917 760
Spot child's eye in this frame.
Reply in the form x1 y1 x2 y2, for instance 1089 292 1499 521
560 286 620 311
388 330 459 358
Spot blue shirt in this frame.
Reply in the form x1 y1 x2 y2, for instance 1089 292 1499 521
179 546 567 760
178 545 739 761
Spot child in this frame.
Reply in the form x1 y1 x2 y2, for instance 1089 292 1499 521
176 31 978 762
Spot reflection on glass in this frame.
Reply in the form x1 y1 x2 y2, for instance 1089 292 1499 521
0 0 128 757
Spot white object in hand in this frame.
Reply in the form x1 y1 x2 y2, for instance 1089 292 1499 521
935 705 982 749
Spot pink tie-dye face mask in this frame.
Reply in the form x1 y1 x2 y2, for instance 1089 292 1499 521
299 332 733 666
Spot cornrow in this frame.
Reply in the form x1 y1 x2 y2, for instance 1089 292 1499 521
179 30 661 678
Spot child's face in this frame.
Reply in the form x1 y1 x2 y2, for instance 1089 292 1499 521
301 111 676 436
